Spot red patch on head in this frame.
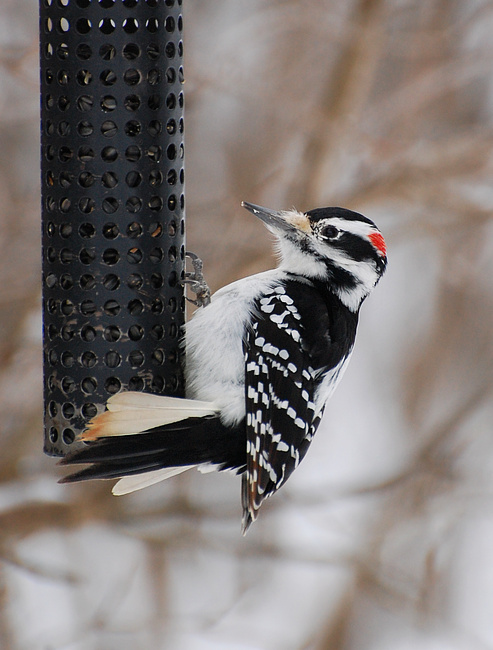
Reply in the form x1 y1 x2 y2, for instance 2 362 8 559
369 232 386 257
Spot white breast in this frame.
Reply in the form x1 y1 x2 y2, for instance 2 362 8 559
185 269 283 426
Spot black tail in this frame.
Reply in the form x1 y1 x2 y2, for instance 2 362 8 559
59 417 247 483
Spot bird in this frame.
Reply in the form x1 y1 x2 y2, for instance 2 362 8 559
59 201 387 533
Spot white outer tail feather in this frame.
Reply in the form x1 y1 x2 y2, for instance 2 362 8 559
106 391 217 412
81 391 220 494
82 391 219 441
112 466 195 495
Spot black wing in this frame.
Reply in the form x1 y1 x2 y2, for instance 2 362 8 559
242 287 324 532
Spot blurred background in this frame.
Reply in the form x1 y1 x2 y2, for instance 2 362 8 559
2 0 493 648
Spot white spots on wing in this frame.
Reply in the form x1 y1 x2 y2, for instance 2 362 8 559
270 313 287 325
288 329 301 343
288 444 300 468
245 281 336 510
287 406 296 420
247 386 258 403
263 342 280 356
259 291 303 346
270 394 289 411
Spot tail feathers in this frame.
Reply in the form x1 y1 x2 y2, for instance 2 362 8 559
59 454 171 483
59 416 247 489
112 466 195 495
82 392 219 441
104 391 218 413
241 474 258 535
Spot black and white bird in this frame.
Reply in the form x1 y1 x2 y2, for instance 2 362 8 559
60 201 387 533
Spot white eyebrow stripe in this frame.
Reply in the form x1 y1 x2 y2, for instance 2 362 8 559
315 217 378 239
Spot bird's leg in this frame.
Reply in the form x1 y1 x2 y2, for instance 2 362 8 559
183 252 211 308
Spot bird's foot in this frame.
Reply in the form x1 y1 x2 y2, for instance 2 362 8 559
183 252 211 308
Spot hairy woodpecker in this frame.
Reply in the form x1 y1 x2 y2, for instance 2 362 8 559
60 201 387 533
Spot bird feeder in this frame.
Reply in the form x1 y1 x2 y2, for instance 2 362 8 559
40 0 185 456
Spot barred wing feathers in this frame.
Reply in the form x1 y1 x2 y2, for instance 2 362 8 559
242 287 322 533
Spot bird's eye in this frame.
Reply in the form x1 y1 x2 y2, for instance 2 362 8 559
320 225 339 240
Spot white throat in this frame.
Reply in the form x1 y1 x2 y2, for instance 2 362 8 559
276 236 379 312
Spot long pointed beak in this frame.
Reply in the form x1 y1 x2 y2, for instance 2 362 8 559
241 201 299 234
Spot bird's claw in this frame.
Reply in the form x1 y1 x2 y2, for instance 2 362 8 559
183 252 211 308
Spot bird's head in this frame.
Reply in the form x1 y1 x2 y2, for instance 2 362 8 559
242 201 387 312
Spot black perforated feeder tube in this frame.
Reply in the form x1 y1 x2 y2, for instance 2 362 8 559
40 0 185 456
